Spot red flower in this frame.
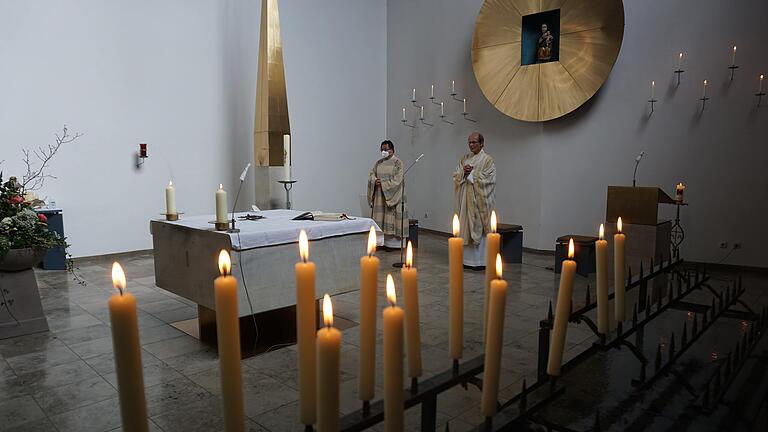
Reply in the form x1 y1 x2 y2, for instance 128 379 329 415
38 213 48 223
9 196 23 204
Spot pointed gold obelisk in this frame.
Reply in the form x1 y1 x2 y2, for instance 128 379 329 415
254 0 290 167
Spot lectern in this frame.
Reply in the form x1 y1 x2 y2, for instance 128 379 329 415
606 186 676 225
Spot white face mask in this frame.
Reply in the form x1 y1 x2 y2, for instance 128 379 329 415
381 150 390 158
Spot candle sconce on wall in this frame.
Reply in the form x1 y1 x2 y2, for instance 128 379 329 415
674 52 685 85
136 143 148 168
728 46 739 81
648 81 658 114
428 84 441 106
439 102 454 125
756 75 766 107
699 80 711 111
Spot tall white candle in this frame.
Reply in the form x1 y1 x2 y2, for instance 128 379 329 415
480 254 508 417
595 225 609 334
731 46 737 66
420 105 424 119
440 102 444 116
548 239 577 376
215 184 228 224
165 181 176 215
430 84 434 98
402 107 406 121
677 52 683 70
614 217 626 323
650 81 655 100
383 275 404 432
412 88 416 101
702 80 708 98
463 98 467 114
760 74 765 93
451 80 456 94
316 294 341 432
296 231 317 425
283 134 291 181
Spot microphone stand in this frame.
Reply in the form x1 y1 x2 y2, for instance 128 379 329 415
393 154 424 268
228 165 250 233
632 155 644 187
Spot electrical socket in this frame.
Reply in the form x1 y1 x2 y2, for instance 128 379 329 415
719 241 728 249
733 243 742 250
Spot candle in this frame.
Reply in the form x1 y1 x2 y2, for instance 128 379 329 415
702 80 708 98
440 102 444 116
165 181 176 215
215 251 245 432
614 217 627 323
760 74 765 93
463 98 467 114
412 88 416 101
595 225 609 335
420 105 424 120
547 239 577 376
451 80 456 94
481 254 508 417
675 183 685 202
449 214 464 360
650 81 655 100
316 294 341 432
383 274 404 432
430 84 434 98
677 52 683 70
283 134 291 181
732 46 737 66
402 241 422 379
296 231 317 425
216 184 228 224
484 210 500 342
109 263 149 432
358 227 379 402
402 107 406 121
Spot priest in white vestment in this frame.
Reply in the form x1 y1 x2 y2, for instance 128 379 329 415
368 140 408 249
452 132 496 268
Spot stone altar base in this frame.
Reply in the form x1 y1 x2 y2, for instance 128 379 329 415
0 269 49 339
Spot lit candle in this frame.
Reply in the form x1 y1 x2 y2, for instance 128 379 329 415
675 183 686 202
165 181 176 215
216 184 228 224
595 225 609 335
463 98 467 114
449 214 464 360
283 134 291 181
296 231 316 425
440 102 444 116
731 46 737 66
402 107 406 121
316 294 341 432
215 251 245 432
484 210 500 342
430 84 434 98
451 80 456 94
481 254 508 417
547 239 577 376
650 81 655 100
412 88 416 101
677 52 683 70
383 274 404 432
702 79 708 98
402 241 422 379
358 227 379 402
614 217 626 323
760 74 765 93
420 105 424 120
109 263 149 432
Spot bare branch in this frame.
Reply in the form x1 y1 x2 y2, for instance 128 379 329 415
20 125 82 192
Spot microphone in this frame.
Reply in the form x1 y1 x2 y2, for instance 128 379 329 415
229 162 252 233
632 151 645 187
239 163 251 182
415 153 425 163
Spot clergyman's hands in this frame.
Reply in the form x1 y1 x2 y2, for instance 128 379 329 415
463 164 473 176
375 178 382 186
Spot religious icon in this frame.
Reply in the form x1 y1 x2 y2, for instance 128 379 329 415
537 23 554 62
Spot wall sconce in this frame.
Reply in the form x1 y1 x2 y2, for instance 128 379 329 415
137 143 148 167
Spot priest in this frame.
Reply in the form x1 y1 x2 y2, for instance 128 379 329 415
367 140 408 250
452 132 496 269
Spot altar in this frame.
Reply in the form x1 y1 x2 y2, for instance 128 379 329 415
150 209 382 348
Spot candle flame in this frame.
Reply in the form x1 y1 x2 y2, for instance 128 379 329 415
599 224 604 241
490 210 497 233
568 238 575 259
733 45 737 52
219 183 223 190
218 250 231 275
761 74 764 80
406 241 413 268
299 230 309 262
679 52 683 59
495 253 503 279
112 262 126 295
452 214 460 237
617 217 623 233
652 80 655 86
322 293 333 327
367 226 377 255
704 79 708 86
386 274 396 306
168 180 173 187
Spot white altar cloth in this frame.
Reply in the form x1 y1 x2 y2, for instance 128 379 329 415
164 209 383 250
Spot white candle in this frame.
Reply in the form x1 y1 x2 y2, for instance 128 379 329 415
402 107 406 121
702 80 708 98
420 105 424 119
547 239 577 377
283 134 291 181
614 217 626 323
732 46 737 66
215 184 228 224
402 241 422 379
677 52 683 70
449 215 463 360
463 98 467 114
440 102 444 116
316 294 341 432
451 80 456 94
358 228 379 402
430 84 434 98
383 275 404 432
165 181 176 215
412 88 416 101
650 81 655 100
595 225 609 335
760 74 765 93
296 231 317 425
480 254 508 417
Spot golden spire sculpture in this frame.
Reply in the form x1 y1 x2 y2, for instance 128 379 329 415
254 0 290 167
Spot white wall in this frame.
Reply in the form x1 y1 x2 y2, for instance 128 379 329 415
0 0 387 257
386 0 768 268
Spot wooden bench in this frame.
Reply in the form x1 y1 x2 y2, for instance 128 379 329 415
498 223 523 264
555 234 597 277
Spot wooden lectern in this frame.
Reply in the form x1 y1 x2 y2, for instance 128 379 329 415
606 186 676 225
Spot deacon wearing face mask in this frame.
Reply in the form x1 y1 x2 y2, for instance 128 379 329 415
453 132 496 269
367 140 408 250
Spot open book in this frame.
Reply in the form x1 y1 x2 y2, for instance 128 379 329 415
292 211 355 222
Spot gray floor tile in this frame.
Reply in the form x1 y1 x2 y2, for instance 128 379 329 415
142 335 206 360
5 343 79 375
49 396 123 432
18 359 100 393
54 323 112 345
0 395 46 430
68 335 114 359
32 375 117 415
144 376 214 417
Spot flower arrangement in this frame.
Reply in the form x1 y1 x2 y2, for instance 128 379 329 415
0 174 67 259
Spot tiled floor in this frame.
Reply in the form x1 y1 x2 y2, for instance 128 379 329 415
1 232 766 431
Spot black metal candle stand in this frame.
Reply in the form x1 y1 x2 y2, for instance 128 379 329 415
756 92 766 108
674 69 685 85
728 65 739 81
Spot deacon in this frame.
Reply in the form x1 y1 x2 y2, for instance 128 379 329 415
452 132 496 269
368 140 408 250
